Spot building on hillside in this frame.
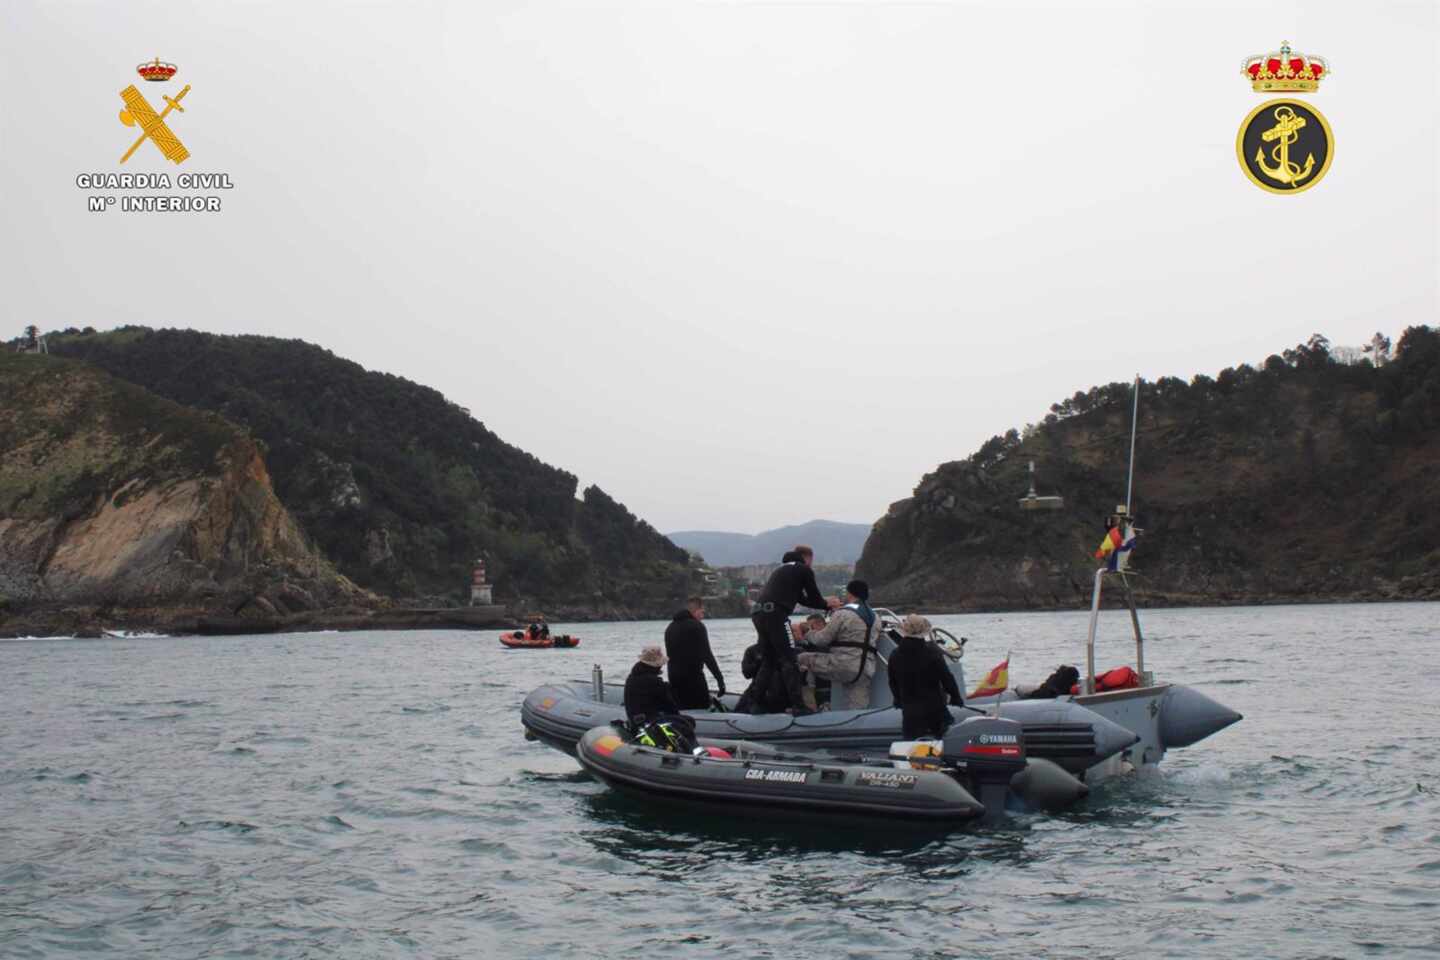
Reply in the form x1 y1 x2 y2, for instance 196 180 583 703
717 562 856 604
14 326 47 355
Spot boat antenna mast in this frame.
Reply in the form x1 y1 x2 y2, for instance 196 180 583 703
1083 375 1148 694
1125 372 1140 516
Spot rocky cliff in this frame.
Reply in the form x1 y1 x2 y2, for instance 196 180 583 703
0 353 368 633
857 329 1440 610
44 327 699 611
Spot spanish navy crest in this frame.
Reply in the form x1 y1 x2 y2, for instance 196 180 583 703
1237 42 1332 194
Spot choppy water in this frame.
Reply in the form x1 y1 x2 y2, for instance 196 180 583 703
2 603 1438 959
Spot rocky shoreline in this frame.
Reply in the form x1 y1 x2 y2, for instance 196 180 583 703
4 588 1435 639
0 604 513 640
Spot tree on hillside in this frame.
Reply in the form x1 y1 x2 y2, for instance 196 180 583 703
1363 332 1392 366
1283 333 1332 370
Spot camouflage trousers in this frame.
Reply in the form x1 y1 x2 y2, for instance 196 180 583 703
797 651 872 709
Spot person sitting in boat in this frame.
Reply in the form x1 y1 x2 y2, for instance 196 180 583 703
526 616 550 641
792 613 830 709
744 545 840 716
1019 664 1080 700
664 596 725 710
795 579 879 710
887 614 964 739
624 645 682 726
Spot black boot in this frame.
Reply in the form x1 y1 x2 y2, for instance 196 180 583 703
779 659 813 716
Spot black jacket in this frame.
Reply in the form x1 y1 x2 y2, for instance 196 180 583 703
757 561 828 617
664 610 724 708
624 661 680 724
887 634 963 730
741 643 764 680
1022 665 1080 700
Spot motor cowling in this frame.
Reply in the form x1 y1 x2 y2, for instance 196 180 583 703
943 716 1027 818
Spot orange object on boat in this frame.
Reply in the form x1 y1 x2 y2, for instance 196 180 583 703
499 631 580 649
1070 665 1140 694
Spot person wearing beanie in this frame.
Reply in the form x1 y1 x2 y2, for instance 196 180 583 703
624 645 681 726
795 579 879 709
886 613 964 738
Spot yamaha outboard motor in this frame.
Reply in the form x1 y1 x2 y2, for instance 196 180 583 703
943 716 1027 819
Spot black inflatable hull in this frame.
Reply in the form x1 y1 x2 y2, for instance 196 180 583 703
575 727 987 822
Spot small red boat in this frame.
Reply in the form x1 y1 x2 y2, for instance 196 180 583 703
499 631 580 649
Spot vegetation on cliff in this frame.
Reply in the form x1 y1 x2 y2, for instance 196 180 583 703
857 327 1440 609
43 328 695 608
0 352 361 617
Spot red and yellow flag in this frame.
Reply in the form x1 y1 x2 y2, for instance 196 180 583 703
1094 526 1124 560
967 656 1009 699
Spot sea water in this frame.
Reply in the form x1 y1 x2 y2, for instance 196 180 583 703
2 602 1438 958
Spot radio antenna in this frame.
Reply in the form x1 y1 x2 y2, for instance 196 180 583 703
1125 374 1140 514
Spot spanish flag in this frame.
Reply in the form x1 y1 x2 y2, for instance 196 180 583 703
1094 524 1136 571
968 655 1010 699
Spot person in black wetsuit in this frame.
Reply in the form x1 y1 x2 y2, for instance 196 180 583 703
887 613 964 739
738 545 839 715
624 646 682 726
665 596 725 709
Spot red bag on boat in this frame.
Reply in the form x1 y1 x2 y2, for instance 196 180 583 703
1070 665 1140 694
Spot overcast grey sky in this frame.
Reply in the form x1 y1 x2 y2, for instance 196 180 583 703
4 1 1436 535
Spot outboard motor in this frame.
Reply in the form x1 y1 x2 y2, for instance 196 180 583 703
943 716 1027 819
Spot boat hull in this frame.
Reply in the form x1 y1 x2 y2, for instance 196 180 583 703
575 726 987 822
523 681 1138 776
500 632 580 649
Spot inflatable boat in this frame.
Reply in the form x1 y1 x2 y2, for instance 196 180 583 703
500 631 580 649
576 713 1089 822
524 677 1137 776
523 613 1240 781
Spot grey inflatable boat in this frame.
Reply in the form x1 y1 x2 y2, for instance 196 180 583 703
576 713 1088 822
525 606 1240 782
525 684 1137 776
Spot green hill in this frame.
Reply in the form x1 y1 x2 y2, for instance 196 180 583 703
44 327 696 610
858 328 1440 609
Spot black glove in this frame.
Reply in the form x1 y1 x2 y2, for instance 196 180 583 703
715 678 726 697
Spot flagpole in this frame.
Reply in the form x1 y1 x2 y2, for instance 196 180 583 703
1125 374 1140 515
992 651 1010 717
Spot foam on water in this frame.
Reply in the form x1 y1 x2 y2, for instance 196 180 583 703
2 604 1439 958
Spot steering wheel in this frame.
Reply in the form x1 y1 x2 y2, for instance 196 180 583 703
932 628 967 660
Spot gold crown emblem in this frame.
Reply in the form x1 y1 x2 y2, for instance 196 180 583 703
137 57 178 82
1242 41 1327 92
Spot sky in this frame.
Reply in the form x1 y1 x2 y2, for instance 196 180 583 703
3 0 1436 535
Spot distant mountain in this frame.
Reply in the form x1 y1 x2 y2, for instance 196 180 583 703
668 519 871 567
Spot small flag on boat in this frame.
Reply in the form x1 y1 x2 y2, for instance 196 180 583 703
968 655 1009 699
1094 524 1136 571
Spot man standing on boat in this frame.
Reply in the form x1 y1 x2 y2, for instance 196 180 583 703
742 546 839 715
664 596 725 709
795 579 878 709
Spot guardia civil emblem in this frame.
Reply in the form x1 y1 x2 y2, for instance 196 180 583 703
1236 42 1332 194
118 57 191 164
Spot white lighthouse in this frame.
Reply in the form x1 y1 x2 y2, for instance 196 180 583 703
470 559 493 606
